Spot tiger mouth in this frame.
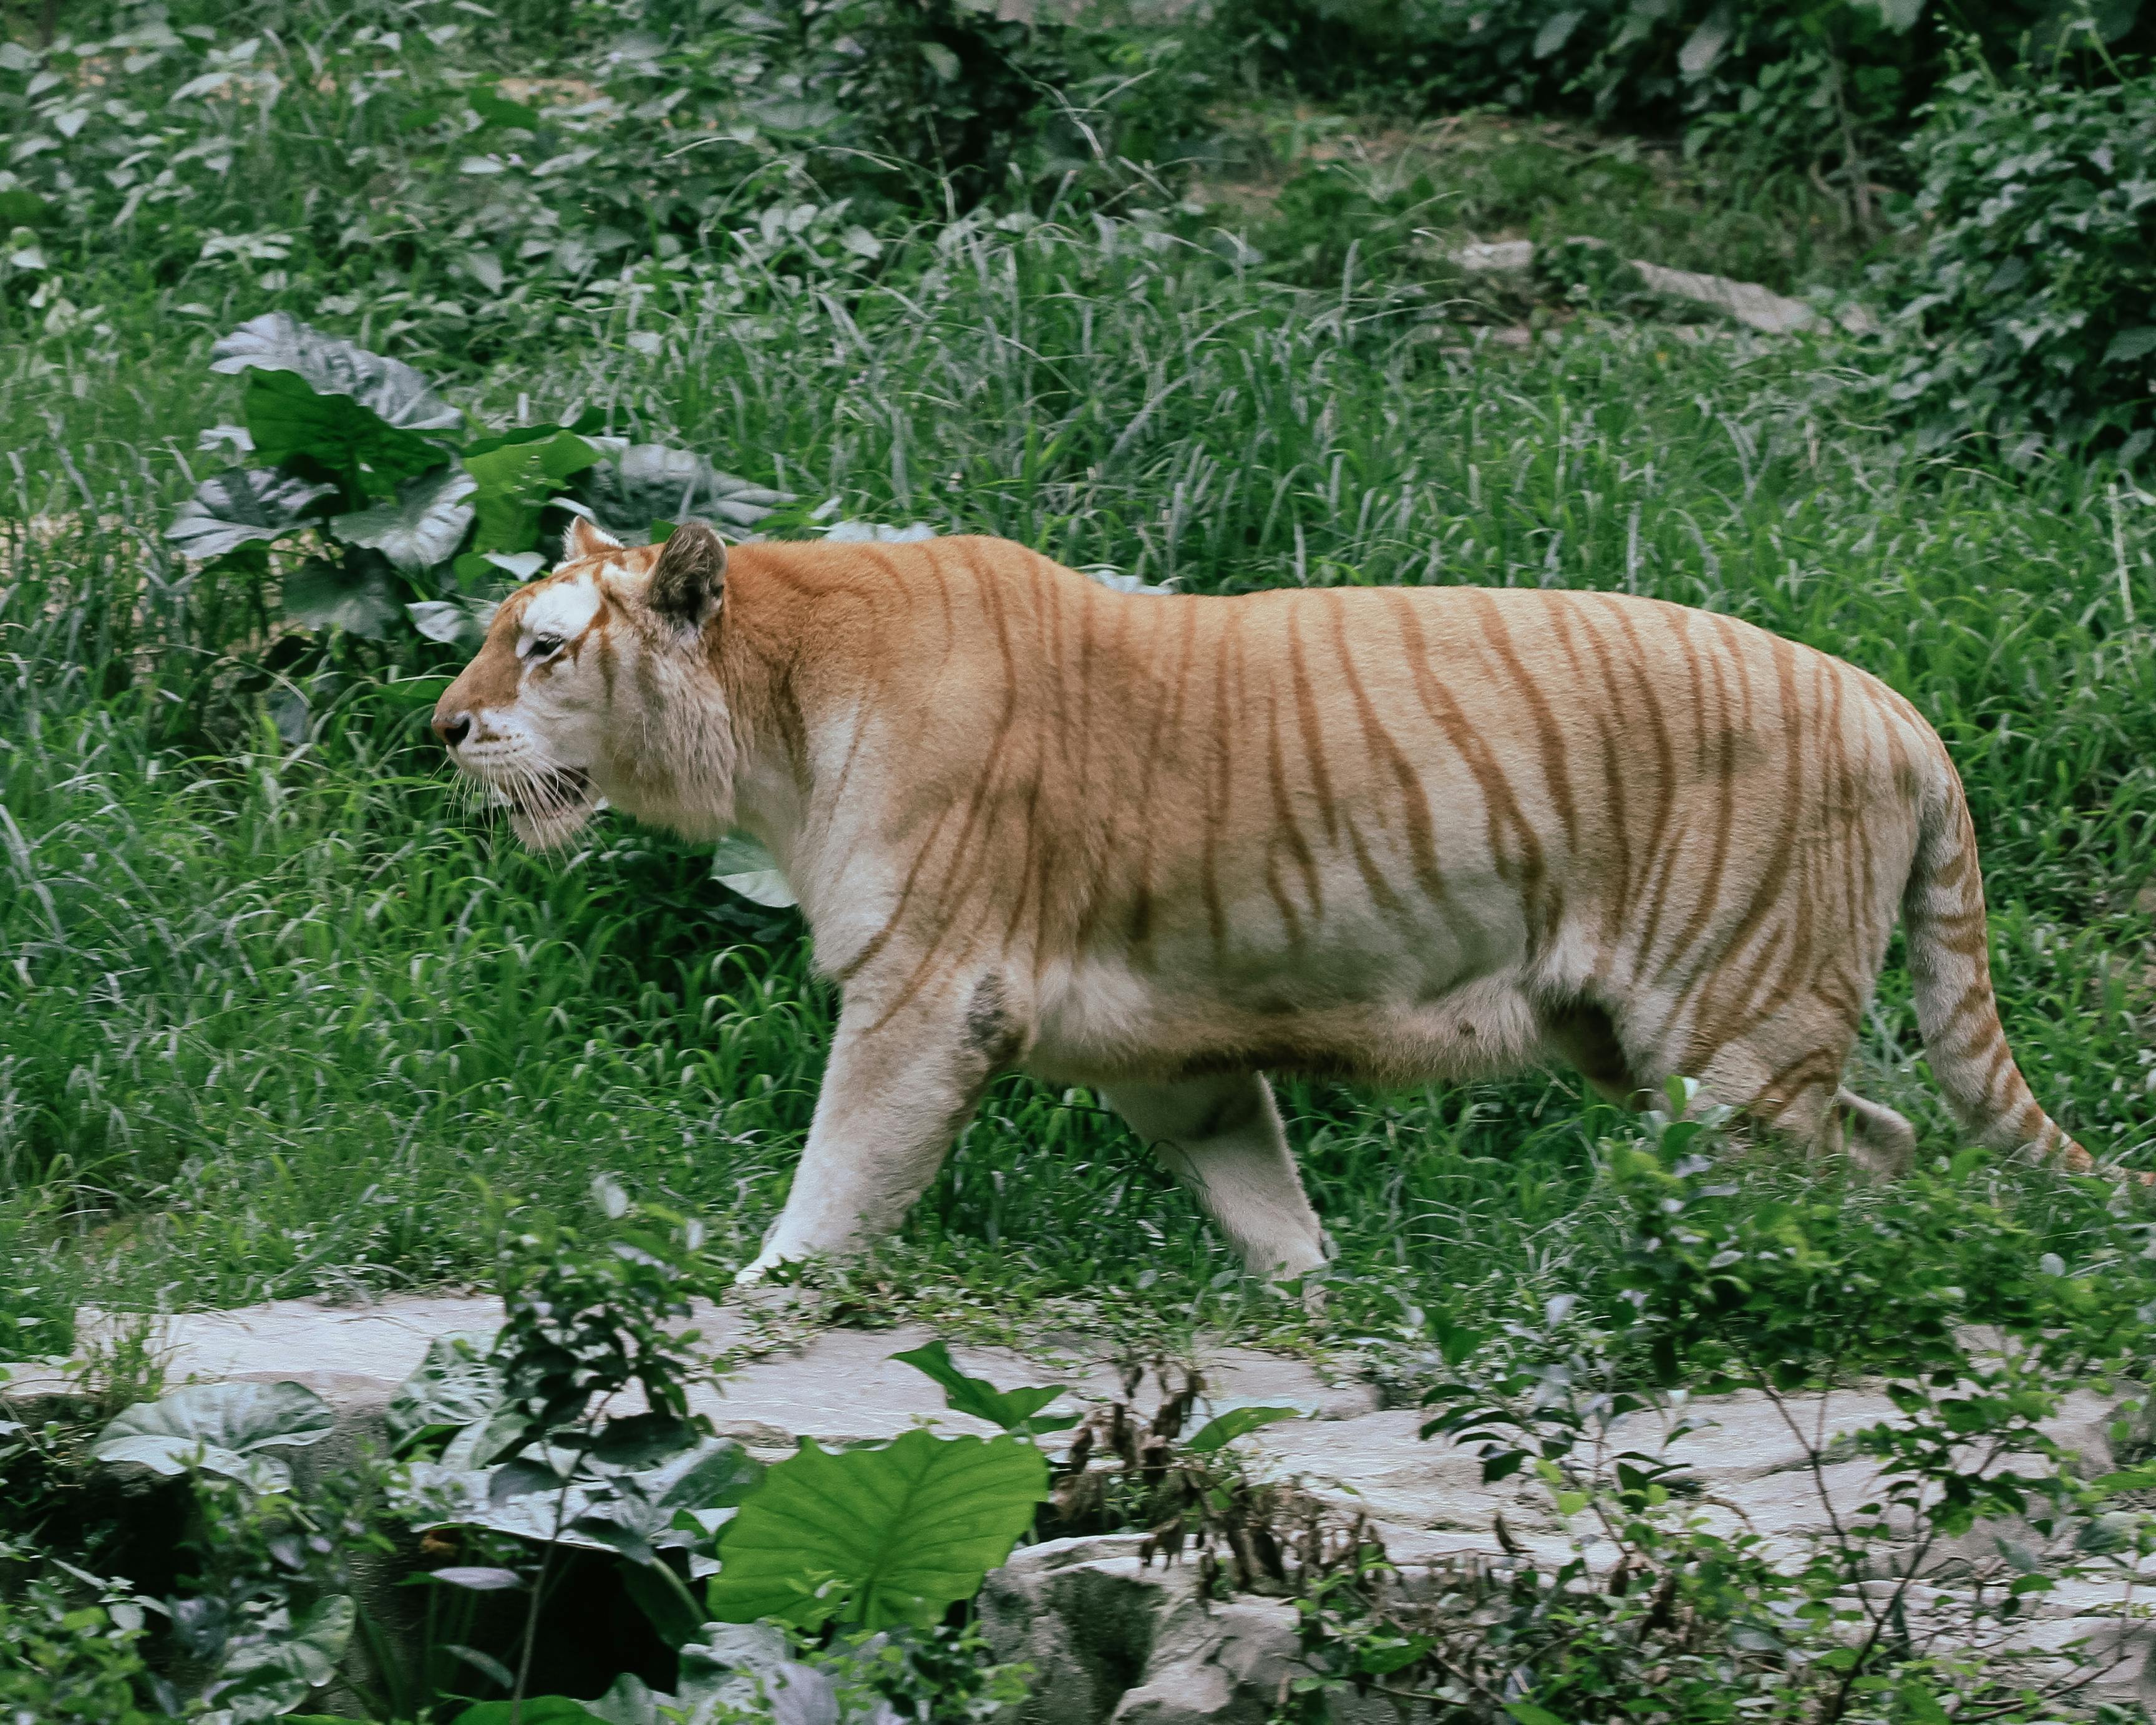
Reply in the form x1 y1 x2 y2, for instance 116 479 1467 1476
482 766 598 848
493 766 593 822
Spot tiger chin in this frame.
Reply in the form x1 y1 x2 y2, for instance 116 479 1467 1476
435 515 2110 1287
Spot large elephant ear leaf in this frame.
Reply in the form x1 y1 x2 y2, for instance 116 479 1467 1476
93 1380 335 1490
211 313 462 494
241 372 454 496
211 313 462 432
578 444 792 541
167 468 336 560
332 466 477 573
386 1334 505 1456
464 427 600 556
211 1593 354 1719
283 551 403 639
706 1429 1047 1632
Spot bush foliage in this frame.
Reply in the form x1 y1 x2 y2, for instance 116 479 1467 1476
1216 0 2153 182
1883 55 2156 459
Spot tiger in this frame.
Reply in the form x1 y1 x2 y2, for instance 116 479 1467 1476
432 516 2103 1283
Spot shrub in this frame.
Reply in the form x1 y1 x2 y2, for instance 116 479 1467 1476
0 1549 162 1725
802 0 1083 207
162 312 790 662
1214 0 2152 195
1880 54 2156 462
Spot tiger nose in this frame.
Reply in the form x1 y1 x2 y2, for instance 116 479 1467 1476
433 711 472 749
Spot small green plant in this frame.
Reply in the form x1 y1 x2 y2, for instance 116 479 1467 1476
0 1539 162 1725
82 1376 374 1721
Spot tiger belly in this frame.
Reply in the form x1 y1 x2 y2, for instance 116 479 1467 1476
1026 949 1547 1091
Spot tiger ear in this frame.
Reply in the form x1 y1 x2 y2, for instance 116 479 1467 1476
646 520 727 630
566 517 623 561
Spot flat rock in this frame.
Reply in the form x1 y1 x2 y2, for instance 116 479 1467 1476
1442 238 1877 336
6 1295 1376 1458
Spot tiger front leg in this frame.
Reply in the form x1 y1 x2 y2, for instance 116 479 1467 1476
736 977 1018 1283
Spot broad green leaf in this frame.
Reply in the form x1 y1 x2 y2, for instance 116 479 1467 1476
676 1623 853 1725
465 429 600 556
1185 1404 1298 1453
712 831 797 909
1532 10 1583 57
472 85 541 130
578 444 792 540
408 599 497 648
167 469 334 559
386 1334 505 1455
452 1699 607 1725
462 422 585 459
1896 1682 1953 1725
211 313 461 432
406 1437 759 1560
332 466 477 572
890 1340 1076 1436
1678 4 1735 74
242 371 449 495
283 553 403 639
211 1595 354 1722
707 1429 1048 1631
568 1436 764 1564
2104 326 2156 366
213 314 460 493
94 1381 334 1489
1507 1706 1566 1725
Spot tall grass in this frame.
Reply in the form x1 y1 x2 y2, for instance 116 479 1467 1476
4 207 2154 1355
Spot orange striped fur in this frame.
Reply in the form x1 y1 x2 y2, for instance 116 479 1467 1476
435 520 2099 1280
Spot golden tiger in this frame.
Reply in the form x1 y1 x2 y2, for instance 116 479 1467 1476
434 517 2095 1281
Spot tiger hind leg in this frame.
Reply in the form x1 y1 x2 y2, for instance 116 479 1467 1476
1546 996 1911 1177
1835 1088 1918 1178
1104 1072 1330 1281
1541 1000 1652 1109
1659 1020 1856 1162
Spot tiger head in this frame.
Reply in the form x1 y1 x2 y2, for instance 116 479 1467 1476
432 516 733 850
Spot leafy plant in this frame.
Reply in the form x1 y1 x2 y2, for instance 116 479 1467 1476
74 1375 380 1723
92 1379 336 1492
1880 49 2156 461
382 1202 1038 1719
163 314 789 649
1034 1361 1304 1594
1216 0 2152 208
0 1540 162 1725
889 1339 1079 1438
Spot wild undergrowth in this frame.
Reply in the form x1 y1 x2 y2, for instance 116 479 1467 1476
2 0 2155 1373
7 207 2155 1361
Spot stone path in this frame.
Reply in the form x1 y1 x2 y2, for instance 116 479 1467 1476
8 1296 2153 1721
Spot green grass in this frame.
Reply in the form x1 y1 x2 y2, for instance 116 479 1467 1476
4 2 2155 1371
